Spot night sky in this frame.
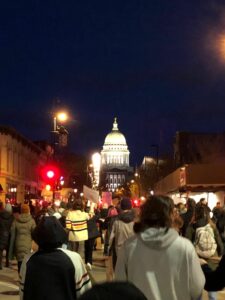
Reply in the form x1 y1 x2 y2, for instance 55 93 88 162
1 0 225 165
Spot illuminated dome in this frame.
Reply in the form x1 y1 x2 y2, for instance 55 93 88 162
104 118 127 145
101 117 130 168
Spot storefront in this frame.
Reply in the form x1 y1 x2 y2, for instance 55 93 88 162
155 163 225 209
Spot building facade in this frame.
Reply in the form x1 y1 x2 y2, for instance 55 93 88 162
0 126 47 203
101 118 132 191
174 131 225 167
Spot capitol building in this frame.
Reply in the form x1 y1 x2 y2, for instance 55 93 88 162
101 118 132 191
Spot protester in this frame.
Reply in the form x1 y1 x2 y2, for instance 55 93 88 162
9 204 36 272
84 203 100 270
212 202 222 223
200 255 225 291
181 198 196 236
185 205 223 257
78 281 147 300
115 195 205 300
34 201 50 224
172 207 184 234
109 197 135 269
0 202 14 269
103 205 119 280
19 216 91 300
215 208 225 252
66 198 89 252
184 203 223 300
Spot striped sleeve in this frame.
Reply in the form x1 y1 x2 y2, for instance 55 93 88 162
59 248 92 297
66 211 72 230
19 253 33 300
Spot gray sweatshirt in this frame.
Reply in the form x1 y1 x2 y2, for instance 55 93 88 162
115 227 205 300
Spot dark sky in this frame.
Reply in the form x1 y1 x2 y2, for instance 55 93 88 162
1 0 225 165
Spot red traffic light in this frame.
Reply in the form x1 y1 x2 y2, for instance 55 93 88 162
46 170 55 179
41 165 59 182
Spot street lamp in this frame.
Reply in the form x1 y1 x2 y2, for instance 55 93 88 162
134 172 141 197
53 111 68 132
52 110 69 154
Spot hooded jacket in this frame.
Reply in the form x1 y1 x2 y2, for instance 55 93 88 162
19 216 91 300
109 210 135 256
0 210 14 250
115 227 205 300
9 213 36 261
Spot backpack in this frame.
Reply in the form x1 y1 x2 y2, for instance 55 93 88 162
194 224 217 259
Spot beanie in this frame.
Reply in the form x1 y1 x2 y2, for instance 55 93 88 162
21 204 30 214
120 198 132 210
32 216 67 249
78 281 147 300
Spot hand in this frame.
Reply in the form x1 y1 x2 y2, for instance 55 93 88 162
199 258 207 265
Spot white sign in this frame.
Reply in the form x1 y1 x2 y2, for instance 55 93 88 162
83 185 99 203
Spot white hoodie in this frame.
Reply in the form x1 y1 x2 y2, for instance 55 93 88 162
115 227 205 300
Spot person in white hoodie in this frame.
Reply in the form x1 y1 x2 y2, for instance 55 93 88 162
115 195 205 300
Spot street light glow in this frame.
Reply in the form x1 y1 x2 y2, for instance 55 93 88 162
57 112 68 122
92 153 101 171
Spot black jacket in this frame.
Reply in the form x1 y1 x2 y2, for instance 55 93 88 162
0 210 14 250
202 255 225 291
87 213 100 240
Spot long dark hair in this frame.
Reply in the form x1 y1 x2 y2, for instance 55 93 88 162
134 195 174 233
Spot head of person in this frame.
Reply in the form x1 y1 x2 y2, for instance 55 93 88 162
120 197 132 211
199 198 207 206
32 216 67 250
21 203 30 214
134 195 174 233
195 205 210 223
72 198 84 211
216 201 221 208
78 281 147 300
186 198 196 211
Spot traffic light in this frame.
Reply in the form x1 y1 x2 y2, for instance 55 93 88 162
41 165 59 182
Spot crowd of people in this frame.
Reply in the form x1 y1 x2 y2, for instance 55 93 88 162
0 194 225 299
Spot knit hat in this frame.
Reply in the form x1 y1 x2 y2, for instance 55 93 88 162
21 204 30 214
120 198 132 210
32 216 67 249
78 282 147 300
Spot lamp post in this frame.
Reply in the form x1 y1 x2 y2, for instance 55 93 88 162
52 111 69 152
134 172 141 197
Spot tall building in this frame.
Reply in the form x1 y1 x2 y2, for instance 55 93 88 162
101 118 132 191
174 131 225 167
0 126 47 203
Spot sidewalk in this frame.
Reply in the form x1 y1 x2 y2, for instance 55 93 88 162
0 260 19 300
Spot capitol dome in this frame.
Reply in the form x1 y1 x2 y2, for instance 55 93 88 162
104 118 127 145
101 117 130 168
